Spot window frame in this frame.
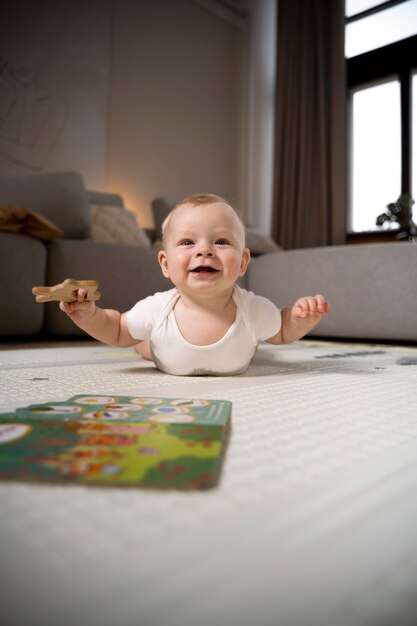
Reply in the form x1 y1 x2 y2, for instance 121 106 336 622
346 32 417 240
346 0 412 23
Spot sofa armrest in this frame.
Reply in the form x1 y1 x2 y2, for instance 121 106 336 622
247 243 417 342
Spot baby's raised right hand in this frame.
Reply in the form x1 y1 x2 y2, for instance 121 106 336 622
59 288 96 321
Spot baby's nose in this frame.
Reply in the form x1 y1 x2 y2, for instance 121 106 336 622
196 242 214 256
196 248 214 256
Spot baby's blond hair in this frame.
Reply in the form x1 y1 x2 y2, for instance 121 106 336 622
161 193 244 245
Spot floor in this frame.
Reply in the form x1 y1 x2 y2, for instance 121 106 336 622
1 338 417 626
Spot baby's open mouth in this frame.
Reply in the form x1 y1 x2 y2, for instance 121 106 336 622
190 266 219 274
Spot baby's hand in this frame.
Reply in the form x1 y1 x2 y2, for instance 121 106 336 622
59 288 96 321
292 294 330 325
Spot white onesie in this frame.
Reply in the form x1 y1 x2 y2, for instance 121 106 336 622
126 285 281 376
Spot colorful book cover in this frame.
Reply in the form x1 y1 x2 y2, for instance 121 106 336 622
0 395 231 489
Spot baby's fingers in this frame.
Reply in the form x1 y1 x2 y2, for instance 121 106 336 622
314 294 330 314
295 296 317 317
294 295 330 318
58 288 86 307
76 288 88 302
59 300 80 315
59 292 86 311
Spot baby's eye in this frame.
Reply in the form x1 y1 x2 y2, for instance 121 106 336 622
215 239 229 246
179 239 194 246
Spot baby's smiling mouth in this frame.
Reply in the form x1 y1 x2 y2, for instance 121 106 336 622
190 266 219 274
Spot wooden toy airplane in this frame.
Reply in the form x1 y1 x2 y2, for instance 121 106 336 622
32 278 101 303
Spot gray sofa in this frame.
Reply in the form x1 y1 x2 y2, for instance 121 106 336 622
0 171 416 343
0 171 170 337
250 243 416 342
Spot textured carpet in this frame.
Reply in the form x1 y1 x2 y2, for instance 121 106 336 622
1 338 417 626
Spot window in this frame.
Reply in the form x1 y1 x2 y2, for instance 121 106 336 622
346 0 417 58
413 72 417 198
346 0 417 234
350 80 401 232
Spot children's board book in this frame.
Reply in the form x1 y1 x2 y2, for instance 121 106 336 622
0 395 232 490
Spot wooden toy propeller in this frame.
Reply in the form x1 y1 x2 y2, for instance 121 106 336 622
32 278 101 303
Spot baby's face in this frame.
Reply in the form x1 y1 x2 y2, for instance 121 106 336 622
158 202 250 298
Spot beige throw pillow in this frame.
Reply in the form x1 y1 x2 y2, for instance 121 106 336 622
90 204 151 248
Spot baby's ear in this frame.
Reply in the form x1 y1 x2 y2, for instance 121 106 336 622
239 247 251 276
158 250 170 277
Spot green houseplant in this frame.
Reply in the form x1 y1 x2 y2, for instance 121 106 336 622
376 193 416 240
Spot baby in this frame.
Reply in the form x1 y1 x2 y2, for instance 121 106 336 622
60 193 330 375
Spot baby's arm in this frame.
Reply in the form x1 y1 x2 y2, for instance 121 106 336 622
59 288 138 347
267 294 330 345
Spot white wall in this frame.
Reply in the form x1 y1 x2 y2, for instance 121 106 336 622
0 0 111 190
107 0 247 227
0 0 276 234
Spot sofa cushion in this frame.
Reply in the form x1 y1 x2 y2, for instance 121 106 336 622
45 239 170 335
248 243 417 342
0 233 46 335
90 203 151 248
0 171 91 239
151 197 176 241
88 190 125 208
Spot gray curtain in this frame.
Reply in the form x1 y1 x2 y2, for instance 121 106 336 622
272 0 346 249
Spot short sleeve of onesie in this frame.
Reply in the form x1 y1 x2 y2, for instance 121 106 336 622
241 289 281 341
126 289 178 340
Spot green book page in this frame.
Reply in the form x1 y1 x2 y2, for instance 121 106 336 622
0 396 231 489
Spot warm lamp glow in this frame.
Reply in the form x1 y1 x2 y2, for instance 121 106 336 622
107 189 154 229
